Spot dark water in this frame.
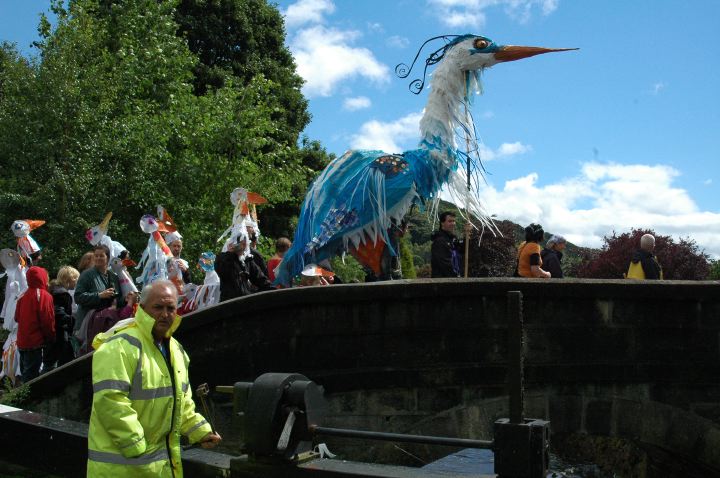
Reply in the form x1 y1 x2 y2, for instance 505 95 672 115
0 464 63 478
0 453 612 478
422 448 612 477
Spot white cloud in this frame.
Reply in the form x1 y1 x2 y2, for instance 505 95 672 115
540 0 559 15
350 111 533 158
652 81 667 95
427 0 559 28
468 162 720 257
478 141 533 161
291 26 391 97
386 35 410 49
367 22 383 33
504 0 559 23
497 142 532 156
283 0 335 28
704 179 712 186
444 11 487 28
343 96 372 111
350 112 424 153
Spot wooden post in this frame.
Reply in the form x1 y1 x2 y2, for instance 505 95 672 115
463 102 471 278
507 291 524 424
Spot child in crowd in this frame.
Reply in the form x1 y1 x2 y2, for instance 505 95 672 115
44 266 80 371
267 237 291 283
15 266 55 382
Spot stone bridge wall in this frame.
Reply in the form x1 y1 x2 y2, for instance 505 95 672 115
27 279 720 467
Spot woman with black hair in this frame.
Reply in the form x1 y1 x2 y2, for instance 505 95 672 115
516 224 551 279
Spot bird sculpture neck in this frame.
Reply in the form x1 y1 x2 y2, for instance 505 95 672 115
419 55 480 160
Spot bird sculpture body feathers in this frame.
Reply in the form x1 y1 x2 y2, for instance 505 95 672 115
275 34 575 285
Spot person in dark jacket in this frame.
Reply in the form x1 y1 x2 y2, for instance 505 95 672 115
215 232 274 301
540 235 567 278
74 245 126 332
627 233 663 280
45 278 76 371
431 212 471 278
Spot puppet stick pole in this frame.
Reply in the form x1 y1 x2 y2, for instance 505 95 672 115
463 102 471 278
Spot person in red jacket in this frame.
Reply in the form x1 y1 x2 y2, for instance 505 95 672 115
15 266 55 382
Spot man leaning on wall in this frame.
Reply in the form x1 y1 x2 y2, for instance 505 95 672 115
626 234 663 280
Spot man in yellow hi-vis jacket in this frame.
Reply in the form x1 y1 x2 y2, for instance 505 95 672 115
87 280 221 477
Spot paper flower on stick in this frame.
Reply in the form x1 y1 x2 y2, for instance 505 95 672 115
218 187 267 250
1 248 27 337
110 257 138 299
1 247 25 381
135 215 173 286
11 220 44 259
186 252 221 312
157 205 178 233
231 187 267 217
85 212 112 245
85 212 127 259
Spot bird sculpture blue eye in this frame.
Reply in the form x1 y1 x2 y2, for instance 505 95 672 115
473 38 489 50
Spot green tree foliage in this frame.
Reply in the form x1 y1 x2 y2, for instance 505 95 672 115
330 255 366 283
259 137 333 239
709 260 720 280
467 220 517 277
0 381 30 407
399 234 416 279
0 43 36 226
0 0 324 274
576 229 711 280
174 0 310 144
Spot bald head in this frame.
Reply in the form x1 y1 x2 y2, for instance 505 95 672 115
140 280 177 306
140 281 179 340
640 234 655 252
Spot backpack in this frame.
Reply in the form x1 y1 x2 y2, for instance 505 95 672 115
626 261 645 279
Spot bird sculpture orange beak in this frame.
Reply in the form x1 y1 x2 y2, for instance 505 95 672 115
495 45 578 62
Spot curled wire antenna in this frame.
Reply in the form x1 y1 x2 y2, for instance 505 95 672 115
395 34 463 95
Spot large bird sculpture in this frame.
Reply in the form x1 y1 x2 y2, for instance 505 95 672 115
275 34 575 285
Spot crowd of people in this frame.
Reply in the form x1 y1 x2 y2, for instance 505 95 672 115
0 206 667 477
1 208 662 383
2 208 667 384
1 214 235 475
0 199 346 389
2 211 667 381
429 211 663 281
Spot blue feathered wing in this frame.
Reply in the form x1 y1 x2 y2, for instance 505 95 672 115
274 147 456 285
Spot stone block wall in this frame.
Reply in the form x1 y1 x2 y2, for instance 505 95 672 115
25 278 720 468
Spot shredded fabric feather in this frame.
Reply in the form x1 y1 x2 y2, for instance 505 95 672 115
275 36 499 285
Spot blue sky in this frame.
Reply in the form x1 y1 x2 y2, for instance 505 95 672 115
3 0 720 256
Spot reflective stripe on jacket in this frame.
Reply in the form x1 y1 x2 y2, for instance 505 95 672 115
87 306 211 477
